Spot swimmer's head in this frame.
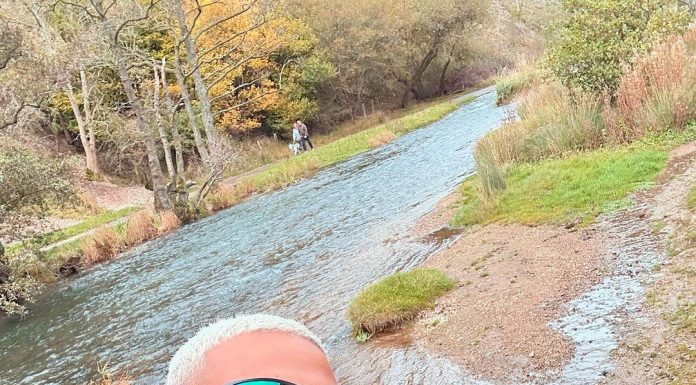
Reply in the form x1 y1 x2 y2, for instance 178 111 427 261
166 314 337 385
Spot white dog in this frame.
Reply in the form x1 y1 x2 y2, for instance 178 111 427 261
288 142 301 155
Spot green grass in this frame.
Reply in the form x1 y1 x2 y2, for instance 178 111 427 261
452 145 669 227
218 98 473 201
7 207 140 255
347 268 455 339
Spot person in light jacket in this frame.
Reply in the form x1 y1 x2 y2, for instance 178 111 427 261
296 120 314 151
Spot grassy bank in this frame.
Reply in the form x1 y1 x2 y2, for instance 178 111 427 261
206 97 473 210
232 94 478 177
453 129 696 227
7 207 140 255
347 268 455 341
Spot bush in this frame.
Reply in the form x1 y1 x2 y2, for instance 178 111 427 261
348 268 455 338
81 227 123 266
543 0 690 94
608 35 696 142
0 252 44 316
123 210 157 247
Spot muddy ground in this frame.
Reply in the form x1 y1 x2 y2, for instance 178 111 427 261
402 143 696 384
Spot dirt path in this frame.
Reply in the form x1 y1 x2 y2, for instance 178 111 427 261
402 141 696 384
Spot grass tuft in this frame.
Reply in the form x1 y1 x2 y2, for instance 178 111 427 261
87 362 132 385
687 185 696 211
368 129 396 148
348 268 455 339
157 210 181 235
81 227 123 266
123 210 157 247
496 63 537 105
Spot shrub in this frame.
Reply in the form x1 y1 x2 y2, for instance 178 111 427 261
123 210 157 247
609 36 696 141
81 227 123 266
543 0 690 94
79 193 103 216
368 129 396 148
348 269 455 338
0 252 44 316
157 211 181 235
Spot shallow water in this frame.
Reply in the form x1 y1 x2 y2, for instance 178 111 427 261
549 202 665 385
0 90 509 384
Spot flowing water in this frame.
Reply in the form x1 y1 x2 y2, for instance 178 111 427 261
0 87 671 385
0 89 509 384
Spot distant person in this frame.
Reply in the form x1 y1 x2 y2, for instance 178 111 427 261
290 124 302 155
296 120 314 151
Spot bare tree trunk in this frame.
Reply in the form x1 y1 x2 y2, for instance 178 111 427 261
173 49 211 165
153 64 175 181
401 46 439 107
438 58 451 96
176 1 217 143
160 60 185 178
64 70 100 175
30 4 100 174
160 59 189 206
108 34 172 210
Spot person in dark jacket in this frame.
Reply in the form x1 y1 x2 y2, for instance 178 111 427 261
296 120 314 151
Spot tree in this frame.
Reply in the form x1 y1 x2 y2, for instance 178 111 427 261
60 0 174 210
544 0 691 94
393 0 488 106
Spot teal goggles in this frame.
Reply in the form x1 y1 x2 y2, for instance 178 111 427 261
230 380 298 385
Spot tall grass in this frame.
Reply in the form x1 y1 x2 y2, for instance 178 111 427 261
123 210 157 247
476 29 696 199
496 62 537 105
81 227 123 266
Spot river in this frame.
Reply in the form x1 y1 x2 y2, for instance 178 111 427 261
0 89 508 384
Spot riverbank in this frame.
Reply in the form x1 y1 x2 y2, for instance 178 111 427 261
350 128 696 383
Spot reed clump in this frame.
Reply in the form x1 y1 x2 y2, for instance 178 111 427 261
157 210 182 234
123 210 157 247
81 227 123 266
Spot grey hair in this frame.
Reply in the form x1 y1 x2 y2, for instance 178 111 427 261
166 314 324 385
